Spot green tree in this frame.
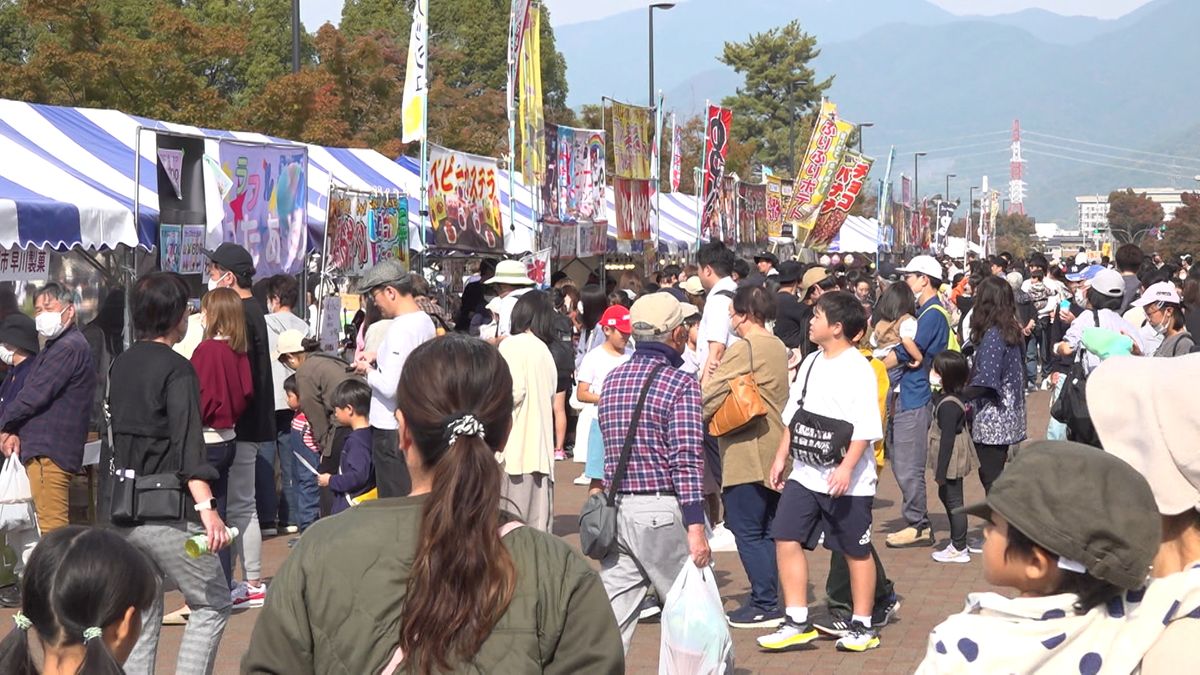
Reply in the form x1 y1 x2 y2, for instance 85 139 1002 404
993 212 1035 258
718 20 832 178
1160 192 1200 258
1107 189 1164 244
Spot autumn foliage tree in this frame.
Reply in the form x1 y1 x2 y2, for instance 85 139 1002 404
1160 192 1200 258
1107 189 1164 244
993 212 1036 258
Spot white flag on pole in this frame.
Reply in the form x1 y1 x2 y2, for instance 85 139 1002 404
401 0 429 143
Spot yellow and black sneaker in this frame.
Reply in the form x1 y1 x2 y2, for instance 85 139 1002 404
756 619 819 651
835 620 881 652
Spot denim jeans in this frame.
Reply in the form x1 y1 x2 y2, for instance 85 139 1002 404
254 432 297 529
205 441 237 585
722 483 780 609
288 432 320 531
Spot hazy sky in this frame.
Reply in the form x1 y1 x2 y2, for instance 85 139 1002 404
300 0 1157 30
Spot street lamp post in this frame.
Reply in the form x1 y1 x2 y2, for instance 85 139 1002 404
968 185 978 264
291 0 301 73
858 122 874 155
914 152 926 249
648 3 676 107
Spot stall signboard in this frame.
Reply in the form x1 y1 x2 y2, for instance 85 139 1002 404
0 247 50 282
218 143 308 276
427 145 505 254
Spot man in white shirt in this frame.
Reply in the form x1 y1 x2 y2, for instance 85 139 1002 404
355 261 436 497
696 241 740 526
484 259 537 342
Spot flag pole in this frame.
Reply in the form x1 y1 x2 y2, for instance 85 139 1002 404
507 6 518 254
418 17 430 271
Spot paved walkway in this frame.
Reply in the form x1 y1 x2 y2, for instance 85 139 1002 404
2 392 1053 673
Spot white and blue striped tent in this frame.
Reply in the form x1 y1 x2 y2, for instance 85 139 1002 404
0 98 432 253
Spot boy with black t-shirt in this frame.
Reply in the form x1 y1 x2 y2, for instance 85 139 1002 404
758 292 884 654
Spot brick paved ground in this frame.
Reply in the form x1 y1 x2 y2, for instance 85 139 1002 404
1 392 1053 673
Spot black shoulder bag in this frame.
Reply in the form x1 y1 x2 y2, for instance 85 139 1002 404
787 357 855 467
1051 309 1102 448
106 361 187 526
578 363 667 561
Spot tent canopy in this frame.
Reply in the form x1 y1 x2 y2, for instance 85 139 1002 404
828 216 880 254
0 98 420 252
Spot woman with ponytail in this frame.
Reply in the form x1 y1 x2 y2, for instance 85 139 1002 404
244 334 623 674
0 526 155 675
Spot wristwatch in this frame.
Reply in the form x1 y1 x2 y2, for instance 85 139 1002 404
193 498 216 512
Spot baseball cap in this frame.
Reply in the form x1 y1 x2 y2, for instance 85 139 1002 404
599 305 632 334
358 259 410 293
800 267 830 296
1090 354 1200 516
776 260 803 285
957 441 1160 589
680 303 700 321
1065 264 1104 283
1089 268 1125 298
0 313 39 356
203 242 255 279
273 329 307 361
1132 281 1181 307
630 292 684 339
680 276 704 296
896 255 943 283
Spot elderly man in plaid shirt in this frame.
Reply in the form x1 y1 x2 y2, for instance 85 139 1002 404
597 292 711 652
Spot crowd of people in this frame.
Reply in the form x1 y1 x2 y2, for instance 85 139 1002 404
0 237 1196 673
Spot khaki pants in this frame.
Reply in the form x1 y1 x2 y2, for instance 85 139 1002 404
25 457 71 534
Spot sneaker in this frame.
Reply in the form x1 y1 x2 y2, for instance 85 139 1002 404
572 474 592 486
260 527 278 537
885 526 934 548
162 606 190 626
757 619 819 651
281 525 300 534
231 581 268 609
932 543 971 564
637 596 661 623
554 449 567 461
835 621 881 652
708 522 738 552
872 595 901 628
966 536 984 554
726 603 784 629
812 607 853 637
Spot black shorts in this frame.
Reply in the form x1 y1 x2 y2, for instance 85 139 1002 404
770 480 873 557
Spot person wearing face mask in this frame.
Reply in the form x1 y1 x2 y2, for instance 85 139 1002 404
0 312 40 606
0 284 95 540
1132 282 1194 357
259 274 310 538
201 242 272 611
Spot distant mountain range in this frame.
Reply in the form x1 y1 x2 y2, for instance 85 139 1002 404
555 0 1200 226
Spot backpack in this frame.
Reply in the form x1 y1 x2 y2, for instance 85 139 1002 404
1050 310 1102 447
920 303 961 353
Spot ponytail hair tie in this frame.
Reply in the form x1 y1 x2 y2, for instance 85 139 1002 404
83 626 103 642
12 612 30 630
447 414 486 447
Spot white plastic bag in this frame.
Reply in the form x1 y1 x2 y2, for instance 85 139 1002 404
659 563 734 675
0 455 34 531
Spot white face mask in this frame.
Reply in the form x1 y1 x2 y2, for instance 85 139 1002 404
207 271 230 292
35 309 66 340
0 346 13 366
1074 289 1087 306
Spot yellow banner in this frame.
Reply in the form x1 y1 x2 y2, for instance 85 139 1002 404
765 175 784 239
400 0 428 143
785 101 853 244
518 8 545 184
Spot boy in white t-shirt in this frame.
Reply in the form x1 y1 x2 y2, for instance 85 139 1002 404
758 291 885 654
577 305 633 484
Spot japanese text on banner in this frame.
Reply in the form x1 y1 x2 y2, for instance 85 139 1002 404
786 101 853 244
219 143 308 276
700 105 732 241
807 151 875 251
611 101 654 180
0 248 49 281
427 145 505 254
765 175 784 239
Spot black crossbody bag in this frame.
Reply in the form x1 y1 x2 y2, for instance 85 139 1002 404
787 357 855 467
105 362 186 525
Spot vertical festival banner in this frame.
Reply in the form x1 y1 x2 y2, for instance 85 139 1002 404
547 125 607 223
720 175 738 246
427 145 505 254
669 113 681 193
739 183 767 244
786 101 853 245
540 122 560 220
808 151 875 251
901 174 912 208
614 178 652 241
611 101 654 180
517 5 545 185
765 175 784 239
401 0 428 143
700 104 732 240
219 143 308 276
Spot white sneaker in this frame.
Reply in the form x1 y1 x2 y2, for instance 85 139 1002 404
231 581 268 608
931 543 970 564
708 523 738 552
572 474 591 486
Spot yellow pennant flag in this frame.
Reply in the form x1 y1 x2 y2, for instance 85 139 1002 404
401 0 428 144
518 8 545 184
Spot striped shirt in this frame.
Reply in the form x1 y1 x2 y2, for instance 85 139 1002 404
598 346 705 526
291 412 318 454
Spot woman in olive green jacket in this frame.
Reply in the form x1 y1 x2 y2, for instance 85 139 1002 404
244 335 624 675
701 285 790 626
